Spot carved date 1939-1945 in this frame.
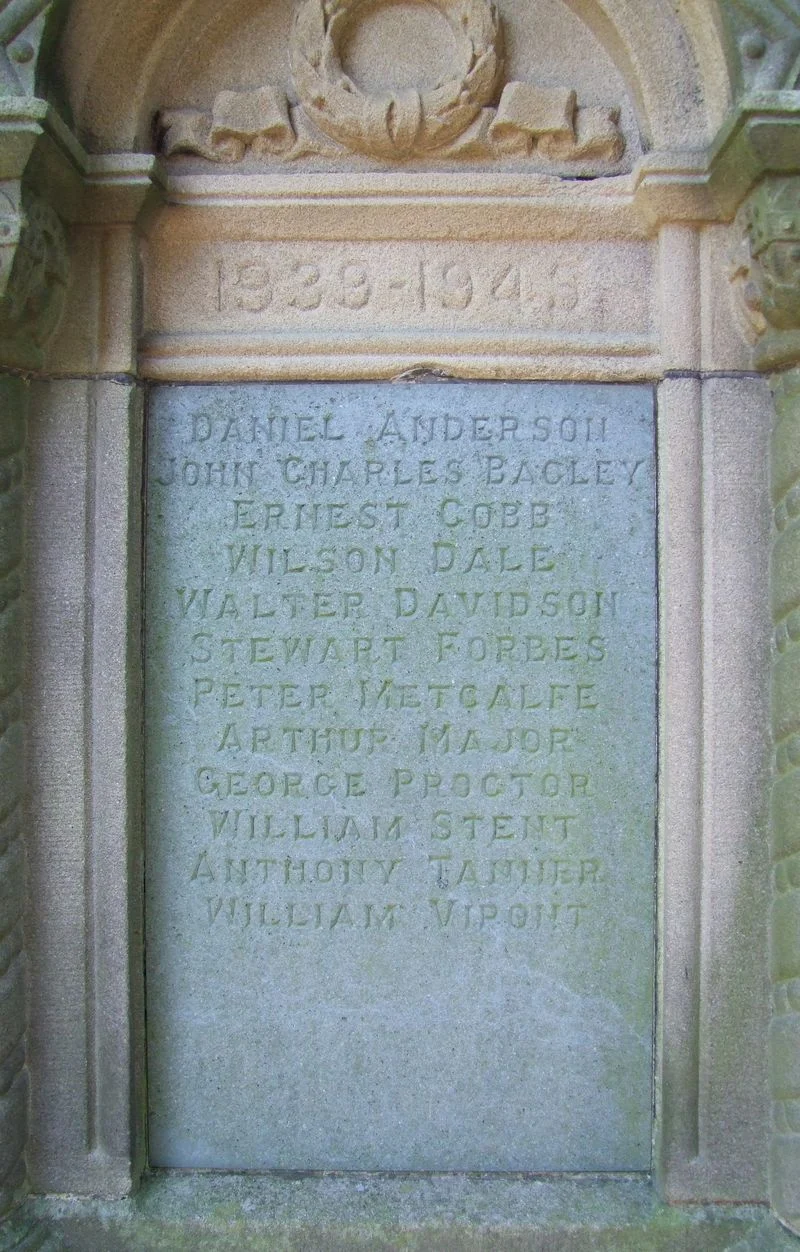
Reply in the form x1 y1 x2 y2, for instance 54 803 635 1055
213 252 622 328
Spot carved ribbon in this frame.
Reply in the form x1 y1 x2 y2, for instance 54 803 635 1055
160 86 295 163
159 81 623 165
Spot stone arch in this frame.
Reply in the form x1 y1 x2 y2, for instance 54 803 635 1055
559 0 734 146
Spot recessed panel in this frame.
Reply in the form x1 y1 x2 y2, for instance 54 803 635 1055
145 381 656 1171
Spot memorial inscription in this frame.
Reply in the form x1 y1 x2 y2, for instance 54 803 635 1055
143 240 656 345
145 381 656 1172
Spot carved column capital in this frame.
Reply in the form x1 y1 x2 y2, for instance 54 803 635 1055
735 176 800 370
0 190 22 298
0 186 68 370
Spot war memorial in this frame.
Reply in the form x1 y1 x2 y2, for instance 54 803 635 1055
1 0 800 1246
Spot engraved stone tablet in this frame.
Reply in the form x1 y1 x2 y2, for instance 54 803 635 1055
145 382 656 1172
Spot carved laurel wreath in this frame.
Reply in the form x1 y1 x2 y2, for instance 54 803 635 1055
158 0 625 166
289 0 503 159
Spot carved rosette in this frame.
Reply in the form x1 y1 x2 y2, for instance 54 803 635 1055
726 0 800 93
0 0 52 96
157 0 625 167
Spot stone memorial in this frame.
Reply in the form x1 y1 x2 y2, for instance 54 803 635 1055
145 381 656 1171
0 0 798 1247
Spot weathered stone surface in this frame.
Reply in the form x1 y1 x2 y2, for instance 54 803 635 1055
772 891 800 983
25 1174 800 1252
3 0 794 1236
772 521 800 621
140 234 659 384
773 768 800 861
145 380 656 1172
25 378 144 1199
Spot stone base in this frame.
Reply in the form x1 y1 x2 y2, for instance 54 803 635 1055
25 1174 800 1250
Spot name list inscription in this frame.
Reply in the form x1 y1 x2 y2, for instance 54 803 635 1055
145 382 656 1174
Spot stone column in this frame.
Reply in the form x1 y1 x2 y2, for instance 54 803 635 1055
0 189 67 1250
740 175 800 1235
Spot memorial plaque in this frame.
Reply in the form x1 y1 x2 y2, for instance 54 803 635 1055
145 382 656 1172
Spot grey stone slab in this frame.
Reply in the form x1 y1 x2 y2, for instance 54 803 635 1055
144 382 656 1172
28 1177 800 1252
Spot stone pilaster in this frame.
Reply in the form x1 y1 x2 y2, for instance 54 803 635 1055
0 375 32 1246
741 174 800 1235
771 366 800 1233
0 186 66 1250
0 1 83 1234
